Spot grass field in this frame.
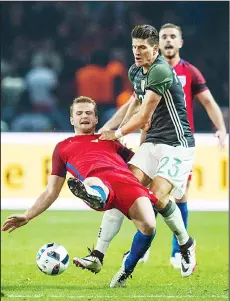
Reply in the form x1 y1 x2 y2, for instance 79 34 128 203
1 210 228 301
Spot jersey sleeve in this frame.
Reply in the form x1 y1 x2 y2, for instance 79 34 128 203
188 63 208 95
115 141 134 163
145 64 173 96
128 64 140 86
51 143 67 178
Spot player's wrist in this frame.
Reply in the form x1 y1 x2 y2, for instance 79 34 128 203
24 211 32 222
115 128 124 139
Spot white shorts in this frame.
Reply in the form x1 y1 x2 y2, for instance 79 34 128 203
128 143 195 199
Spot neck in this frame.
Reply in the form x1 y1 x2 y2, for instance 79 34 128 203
143 52 158 73
75 130 95 135
164 54 181 67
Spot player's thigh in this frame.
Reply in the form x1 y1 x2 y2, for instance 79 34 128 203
110 174 153 217
154 144 195 200
128 142 158 185
128 196 156 235
128 164 151 187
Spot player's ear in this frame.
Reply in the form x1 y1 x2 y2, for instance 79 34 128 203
70 117 74 125
179 39 184 49
95 116 98 125
153 44 159 55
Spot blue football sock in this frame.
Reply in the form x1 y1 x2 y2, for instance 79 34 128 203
90 185 107 202
171 202 188 257
125 230 156 273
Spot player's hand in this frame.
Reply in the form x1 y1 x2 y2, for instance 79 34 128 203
215 129 226 148
1 214 29 233
99 130 117 140
97 126 110 134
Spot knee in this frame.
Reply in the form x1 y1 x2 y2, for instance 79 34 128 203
104 209 124 222
140 222 156 236
155 197 169 210
150 177 172 210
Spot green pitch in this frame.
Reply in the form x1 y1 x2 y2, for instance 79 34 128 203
1 210 228 301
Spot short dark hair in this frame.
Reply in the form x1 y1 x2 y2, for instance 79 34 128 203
160 23 183 38
131 25 159 46
70 96 98 117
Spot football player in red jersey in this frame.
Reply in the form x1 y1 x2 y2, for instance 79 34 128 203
159 23 227 268
2 96 159 287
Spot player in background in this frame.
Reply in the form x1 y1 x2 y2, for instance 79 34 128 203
74 23 227 271
74 25 197 277
155 23 227 268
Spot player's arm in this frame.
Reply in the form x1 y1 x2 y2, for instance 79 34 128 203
119 90 161 135
119 93 140 128
99 65 172 140
190 64 227 147
98 93 135 133
1 175 65 233
196 90 227 147
2 144 66 233
100 90 160 139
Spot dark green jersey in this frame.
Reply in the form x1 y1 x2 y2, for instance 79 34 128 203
128 55 195 147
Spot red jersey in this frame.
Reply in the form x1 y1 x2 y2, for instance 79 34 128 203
174 59 209 132
51 134 134 180
51 134 158 215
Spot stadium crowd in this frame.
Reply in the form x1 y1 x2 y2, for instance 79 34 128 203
1 2 229 132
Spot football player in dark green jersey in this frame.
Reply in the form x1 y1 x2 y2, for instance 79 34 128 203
95 24 226 272
74 26 197 284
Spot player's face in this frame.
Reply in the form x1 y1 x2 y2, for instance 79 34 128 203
70 103 98 134
159 28 183 59
132 38 158 67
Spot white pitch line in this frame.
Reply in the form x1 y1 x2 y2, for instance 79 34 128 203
6 295 228 299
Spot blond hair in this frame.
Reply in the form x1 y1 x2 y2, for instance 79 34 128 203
70 96 98 117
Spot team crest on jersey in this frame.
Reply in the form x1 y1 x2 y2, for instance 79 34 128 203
177 75 186 87
141 79 146 92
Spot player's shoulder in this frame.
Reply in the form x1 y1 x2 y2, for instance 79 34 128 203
128 63 141 81
148 55 172 76
56 136 75 147
181 59 202 75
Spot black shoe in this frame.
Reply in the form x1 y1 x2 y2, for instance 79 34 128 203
67 177 105 210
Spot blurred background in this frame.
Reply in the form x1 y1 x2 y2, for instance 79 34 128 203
1 1 229 132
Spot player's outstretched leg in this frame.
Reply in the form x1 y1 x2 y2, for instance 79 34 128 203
73 209 125 274
110 197 156 288
68 177 108 210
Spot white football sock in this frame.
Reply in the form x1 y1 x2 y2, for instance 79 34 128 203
159 200 189 246
95 208 125 254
